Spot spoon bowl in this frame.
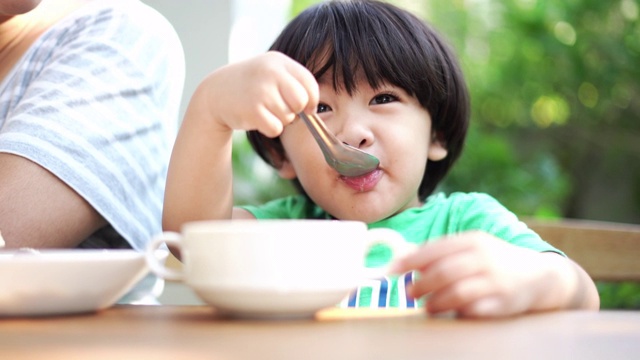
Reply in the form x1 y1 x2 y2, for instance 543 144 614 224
298 113 379 177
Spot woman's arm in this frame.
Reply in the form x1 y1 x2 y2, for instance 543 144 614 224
0 153 107 248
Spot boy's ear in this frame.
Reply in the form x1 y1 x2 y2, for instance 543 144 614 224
428 134 448 161
276 158 297 179
264 144 297 179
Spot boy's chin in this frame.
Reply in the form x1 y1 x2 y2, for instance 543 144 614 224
325 207 396 224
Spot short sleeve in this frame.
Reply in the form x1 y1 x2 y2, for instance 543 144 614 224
450 193 565 255
0 0 185 250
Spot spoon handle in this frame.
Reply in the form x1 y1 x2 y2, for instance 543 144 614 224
298 112 341 157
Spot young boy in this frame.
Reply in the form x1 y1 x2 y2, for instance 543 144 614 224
163 0 599 317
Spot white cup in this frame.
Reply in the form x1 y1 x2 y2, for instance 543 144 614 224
146 219 415 318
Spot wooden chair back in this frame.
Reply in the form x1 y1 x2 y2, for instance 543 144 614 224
524 218 640 282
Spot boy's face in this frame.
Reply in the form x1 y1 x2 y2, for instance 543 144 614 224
277 76 447 223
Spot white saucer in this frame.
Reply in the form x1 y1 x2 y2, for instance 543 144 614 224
192 285 353 319
0 249 148 317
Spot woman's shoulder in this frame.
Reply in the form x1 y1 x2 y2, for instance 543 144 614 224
28 0 184 95
52 0 179 42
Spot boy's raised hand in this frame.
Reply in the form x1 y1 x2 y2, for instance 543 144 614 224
390 231 593 318
163 52 319 230
202 51 319 137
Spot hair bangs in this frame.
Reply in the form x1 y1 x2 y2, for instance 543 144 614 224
270 1 426 97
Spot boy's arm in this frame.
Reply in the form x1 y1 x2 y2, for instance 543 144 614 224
391 231 600 318
162 80 236 231
535 252 600 312
162 52 318 231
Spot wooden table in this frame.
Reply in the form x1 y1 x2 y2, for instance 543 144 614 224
2 306 639 359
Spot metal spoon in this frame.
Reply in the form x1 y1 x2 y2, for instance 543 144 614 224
298 112 379 177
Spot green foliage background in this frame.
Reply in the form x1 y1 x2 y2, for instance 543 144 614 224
232 0 640 308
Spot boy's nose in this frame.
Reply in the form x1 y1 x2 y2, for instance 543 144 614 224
334 116 374 150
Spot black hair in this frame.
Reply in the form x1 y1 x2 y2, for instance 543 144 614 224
247 0 470 201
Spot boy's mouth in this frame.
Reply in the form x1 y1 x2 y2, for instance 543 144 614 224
339 169 382 192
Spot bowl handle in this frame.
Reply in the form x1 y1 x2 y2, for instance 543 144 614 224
362 228 417 279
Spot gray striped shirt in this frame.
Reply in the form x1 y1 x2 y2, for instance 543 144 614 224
0 0 185 251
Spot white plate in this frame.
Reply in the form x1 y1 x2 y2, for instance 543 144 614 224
192 285 353 319
0 249 148 317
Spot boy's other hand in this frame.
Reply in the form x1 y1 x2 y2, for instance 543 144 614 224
391 231 576 318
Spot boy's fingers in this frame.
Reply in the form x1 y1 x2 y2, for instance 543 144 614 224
283 56 319 113
425 276 493 314
417 250 484 289
459 297 506 318
391 235 475 273
255 108 286 138
278 73 311 115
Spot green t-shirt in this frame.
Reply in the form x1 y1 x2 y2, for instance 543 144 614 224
241 192 562 308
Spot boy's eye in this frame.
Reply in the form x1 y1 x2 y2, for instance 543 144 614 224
371 93 398 105
317 103 331 113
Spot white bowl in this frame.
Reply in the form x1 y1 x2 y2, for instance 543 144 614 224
0 249 148 316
